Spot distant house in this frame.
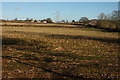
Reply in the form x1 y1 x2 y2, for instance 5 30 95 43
89 20 97 26
31 20 35 22
43 21 47 23
31 20 41 23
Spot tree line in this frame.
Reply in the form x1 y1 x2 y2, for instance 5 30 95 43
14 18 53 23
7 10 120 31
96 10 120 31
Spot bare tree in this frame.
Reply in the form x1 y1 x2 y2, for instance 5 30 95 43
110 10 120 20
97 13 107 20
26 18 30 21
79 17 89 22
14 18 18 21
55 11 60 22
66 20 69 23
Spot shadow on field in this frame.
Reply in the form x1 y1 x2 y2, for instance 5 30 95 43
3 55 95 80
2 37 92 79
2 37 26 45
2 24 83 28
5 31 119 44
2 37 118 79
46 34 120 43
2 36 48 53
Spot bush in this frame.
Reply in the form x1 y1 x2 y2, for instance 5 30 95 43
96 20 120 31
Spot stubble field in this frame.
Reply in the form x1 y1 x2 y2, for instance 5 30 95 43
2 23 120 79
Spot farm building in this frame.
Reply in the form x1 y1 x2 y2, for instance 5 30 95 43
31 20 35 22
43 21 47 23
89 20 97 26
